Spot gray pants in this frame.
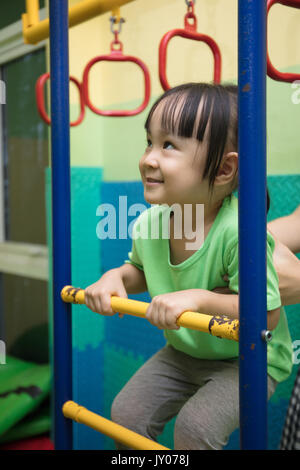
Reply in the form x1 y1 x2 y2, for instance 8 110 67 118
111 345 277 450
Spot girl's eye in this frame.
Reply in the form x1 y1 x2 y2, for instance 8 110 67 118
163 141 175 150
146 138 152 148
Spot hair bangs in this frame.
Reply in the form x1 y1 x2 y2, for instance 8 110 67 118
145 83 214 142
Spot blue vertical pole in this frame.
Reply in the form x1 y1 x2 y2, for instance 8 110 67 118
238 0 268 449
49 0 73 450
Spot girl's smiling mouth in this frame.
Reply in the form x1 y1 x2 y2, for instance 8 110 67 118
145 177 164 185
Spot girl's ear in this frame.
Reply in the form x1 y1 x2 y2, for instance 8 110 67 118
215 152 238 186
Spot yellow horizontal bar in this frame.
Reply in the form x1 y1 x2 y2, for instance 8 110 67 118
61 285 239 342
63 401 170 450
22 0 136 45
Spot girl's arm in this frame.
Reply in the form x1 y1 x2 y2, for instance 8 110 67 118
267 205 300 305
145 289 280 331
268 234 300 306
214 210 300 307
84 263 147 315
189 290 280 331
268 205 300 254
118 263 148 294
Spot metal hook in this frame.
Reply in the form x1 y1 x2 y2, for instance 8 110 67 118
109 16 125 35
185 0 196 7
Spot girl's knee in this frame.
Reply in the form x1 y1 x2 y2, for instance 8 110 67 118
111 390 146 432
111 391 129 425
174 410 207 450
111 390 158 444
174 405 230 450
110 392 138 450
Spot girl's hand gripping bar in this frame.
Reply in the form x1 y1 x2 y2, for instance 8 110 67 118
61 285 239 342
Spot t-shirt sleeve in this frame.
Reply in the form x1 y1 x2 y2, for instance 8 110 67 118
124 217 144 271
225 232 281 311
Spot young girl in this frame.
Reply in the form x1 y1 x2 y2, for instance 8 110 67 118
85 82 293 450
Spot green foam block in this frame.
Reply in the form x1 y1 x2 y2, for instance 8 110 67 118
0 356 50 437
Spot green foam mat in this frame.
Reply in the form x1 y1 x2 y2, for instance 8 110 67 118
0 356 50 437
0 401 50 444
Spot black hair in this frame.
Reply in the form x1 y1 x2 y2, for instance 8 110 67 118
144 82 238 190
267 188 270 213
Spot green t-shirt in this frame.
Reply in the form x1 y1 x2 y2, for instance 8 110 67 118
125 194 293 383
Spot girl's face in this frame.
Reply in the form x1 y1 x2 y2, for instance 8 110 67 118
139 102 211 207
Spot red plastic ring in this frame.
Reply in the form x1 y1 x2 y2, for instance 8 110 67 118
267 0 300 82
35 73 85 126
82 49 151 117
159 28 222 91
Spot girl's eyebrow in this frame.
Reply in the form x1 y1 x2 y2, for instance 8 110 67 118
146 128 178 140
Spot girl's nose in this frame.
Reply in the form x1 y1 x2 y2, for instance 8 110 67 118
142 149 159 168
